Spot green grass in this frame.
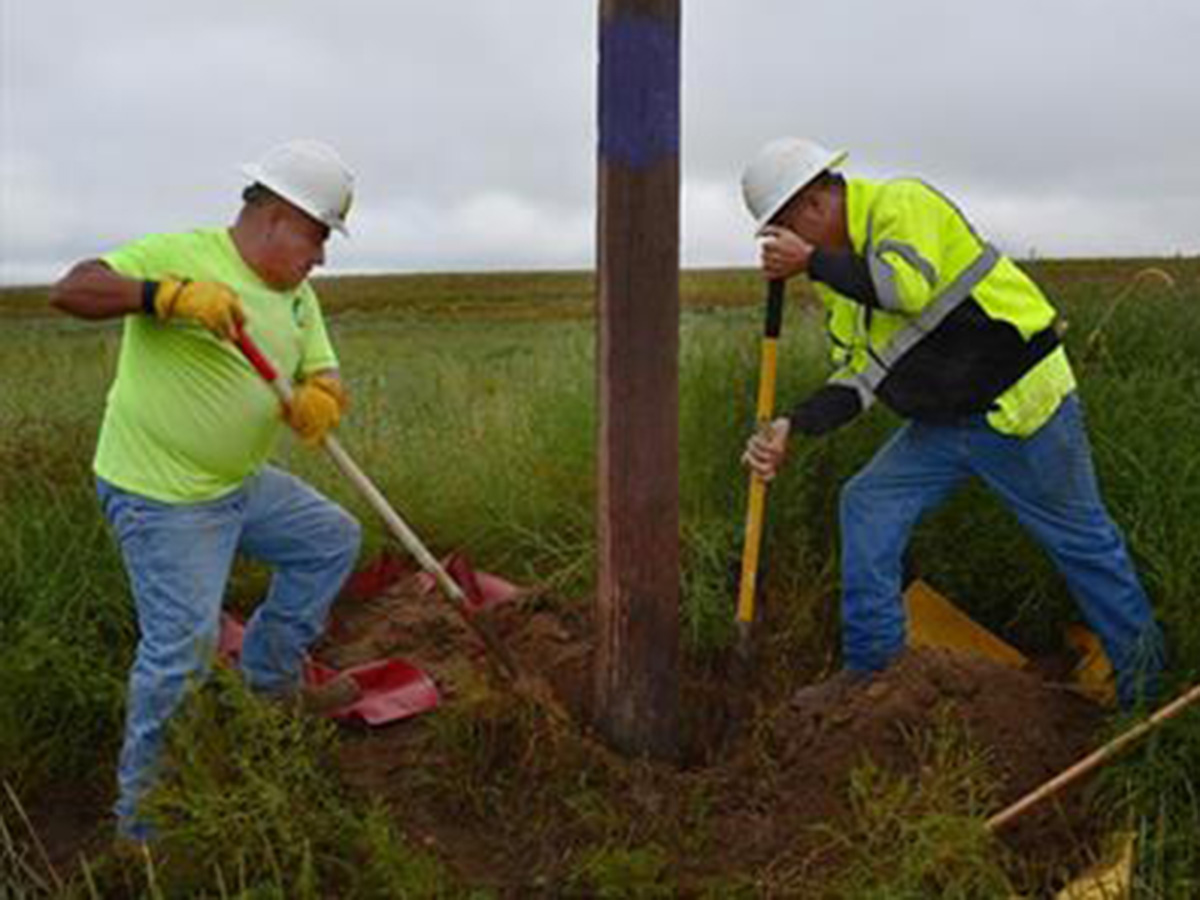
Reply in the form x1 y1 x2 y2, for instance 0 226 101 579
59 668 459 899
566 843 674 898
0 329 132 790
811 712 1014 900
1 258 1198 895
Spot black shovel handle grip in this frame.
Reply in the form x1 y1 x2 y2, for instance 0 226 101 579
764 279 786 338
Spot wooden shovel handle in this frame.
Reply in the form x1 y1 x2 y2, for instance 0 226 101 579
986 681 1200 833
232 325 521 681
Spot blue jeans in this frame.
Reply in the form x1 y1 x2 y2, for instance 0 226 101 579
97 466 361 840
839 393 1164 709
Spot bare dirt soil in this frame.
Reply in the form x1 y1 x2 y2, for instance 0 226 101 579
324 556 1105 894
21 554 1105 895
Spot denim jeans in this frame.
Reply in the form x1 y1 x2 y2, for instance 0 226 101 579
838 393 1164 709
97 466 361 840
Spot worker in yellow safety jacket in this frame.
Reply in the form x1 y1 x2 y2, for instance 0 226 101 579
739 137 1164 711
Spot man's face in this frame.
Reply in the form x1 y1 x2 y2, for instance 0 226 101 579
258 204 330 290
772 184 839 248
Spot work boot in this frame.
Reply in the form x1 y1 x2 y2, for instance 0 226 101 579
260 674 363 716
789 668 872 718
299 673 362 715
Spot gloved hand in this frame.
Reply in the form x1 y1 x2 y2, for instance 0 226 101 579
283 373 349 445
152 278 246 340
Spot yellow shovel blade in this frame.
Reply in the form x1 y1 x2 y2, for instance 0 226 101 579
904 579 1028 670
1056 830 1136 900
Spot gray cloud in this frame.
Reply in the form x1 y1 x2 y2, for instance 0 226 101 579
2 0 1197 285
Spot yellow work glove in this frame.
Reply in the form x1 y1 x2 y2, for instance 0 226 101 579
283 374 349 445
151 278 246 340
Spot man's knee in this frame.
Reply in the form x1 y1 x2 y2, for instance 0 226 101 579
839 470 876 525
320 504 361 562
133 609 221 674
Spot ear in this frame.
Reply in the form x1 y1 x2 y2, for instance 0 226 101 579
262 201 291 235
810 185 835 214
812 185 844 228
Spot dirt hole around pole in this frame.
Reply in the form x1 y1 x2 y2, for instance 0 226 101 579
320 572 1109 888
321 569 1101 770
319 570 753 765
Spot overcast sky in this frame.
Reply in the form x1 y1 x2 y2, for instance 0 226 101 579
2 1 1197 285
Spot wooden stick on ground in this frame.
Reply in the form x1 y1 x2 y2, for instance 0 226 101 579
986 681 1200 833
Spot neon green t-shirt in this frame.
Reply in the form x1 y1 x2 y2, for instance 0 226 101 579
96 227 338 503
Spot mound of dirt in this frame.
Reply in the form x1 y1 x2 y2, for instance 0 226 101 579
322 567 1106 890
782 647 1099 797
709 649 1103 871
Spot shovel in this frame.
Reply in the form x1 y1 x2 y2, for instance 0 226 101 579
233 325 522 683
735 279 786 656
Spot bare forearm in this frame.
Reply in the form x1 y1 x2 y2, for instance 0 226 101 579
49 260 144 320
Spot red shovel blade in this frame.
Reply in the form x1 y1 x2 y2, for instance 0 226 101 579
338 550 526 613
414 552 525 613
308 659 441 726
340 551 417 601
220 613 439 726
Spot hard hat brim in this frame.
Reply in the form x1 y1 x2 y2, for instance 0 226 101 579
239 163 350 236
754 149 848 235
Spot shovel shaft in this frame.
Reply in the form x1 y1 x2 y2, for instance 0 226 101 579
736 280 785 630
985 680 1200 833
736 445 771 626
326 436 520 680
234 326 520 681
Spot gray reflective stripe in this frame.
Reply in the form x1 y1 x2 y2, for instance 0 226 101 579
870 239 938 311
846 243 1001 399
867 251 900 311
864 177 986 311
840 178 1002 402
829 373 876 411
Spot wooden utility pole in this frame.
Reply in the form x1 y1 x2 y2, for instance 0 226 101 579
593 0 681 759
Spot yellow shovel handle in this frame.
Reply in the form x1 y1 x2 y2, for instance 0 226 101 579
737 338 778 625
736 278 786 629
737 480 768 624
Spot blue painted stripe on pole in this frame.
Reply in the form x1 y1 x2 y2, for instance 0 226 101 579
599 15 680 170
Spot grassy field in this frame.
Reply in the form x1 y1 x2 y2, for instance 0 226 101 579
1 258 1198 896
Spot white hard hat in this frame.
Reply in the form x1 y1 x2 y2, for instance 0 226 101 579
741 137 847 234
241 139 355 236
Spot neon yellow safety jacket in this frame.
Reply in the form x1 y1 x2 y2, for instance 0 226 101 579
791 177 1076 438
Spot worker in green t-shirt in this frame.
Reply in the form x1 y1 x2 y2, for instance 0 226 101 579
51 139 363 843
